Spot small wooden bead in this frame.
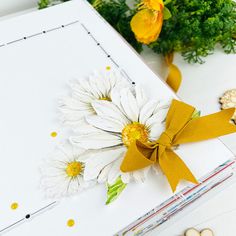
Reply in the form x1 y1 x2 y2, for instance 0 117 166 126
200 228 214 236
185 228 201 236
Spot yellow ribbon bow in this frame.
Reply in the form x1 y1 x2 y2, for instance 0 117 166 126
120 99 236 192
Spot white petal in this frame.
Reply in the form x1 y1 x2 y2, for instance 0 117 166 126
70 132 122 149
72 92 94 103
90 73 107 97
110 89 121 107
120 172 131 184
135 85 148 108
79 78 99 99
141 167 151 179
120 88 139 121
149 123 165 141
92 100 129 125
73 118 102 134
61 140 85 156
83 147 125 181
69 80 95 102
102 71 114 94
97 164 112 183
59 97 90 111
86 115 123 133
107 71 118 89
40 170 66 185
69 79 87 94
146 107 169 127
78 177 96 189
59 97 93 123
107 157 124 184
110 89 126 115
96 71 112 94
132 167 151 183
45 141 84 164
139 100 160 124
71 81 96 102
60 111 90 126
76 150 95 162
89 75 105 98
68 178 80 193
132 170 144 182
41 176 70 198
153 101 169 114
151 164 161 175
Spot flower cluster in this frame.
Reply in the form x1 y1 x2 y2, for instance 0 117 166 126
40 69 169 201
38 0 236 64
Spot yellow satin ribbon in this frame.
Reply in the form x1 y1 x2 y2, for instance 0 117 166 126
165 53 182 93
120 99 236 192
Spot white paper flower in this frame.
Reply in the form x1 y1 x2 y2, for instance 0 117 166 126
59 70 129 127
40 142 95 198
70 86 170 184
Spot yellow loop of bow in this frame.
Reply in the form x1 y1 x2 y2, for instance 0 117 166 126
120 99 236 192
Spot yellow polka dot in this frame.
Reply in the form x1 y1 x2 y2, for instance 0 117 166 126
51 131 57 138
67 219 75 227
106 66 111 70
11 202 18 210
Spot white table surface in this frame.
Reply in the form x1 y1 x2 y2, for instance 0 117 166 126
1 2 236 236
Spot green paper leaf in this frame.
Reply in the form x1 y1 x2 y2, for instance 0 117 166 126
163 7 172 20
106 176 127 205
192 110 201 119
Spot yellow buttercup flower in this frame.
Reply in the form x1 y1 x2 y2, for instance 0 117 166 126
131 9 163 44
131 0 164 44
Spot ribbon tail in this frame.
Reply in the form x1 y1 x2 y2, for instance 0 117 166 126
165 53 182 93
174 108 236 144
120 141 156 172
166 64 182 93
158 149 198 192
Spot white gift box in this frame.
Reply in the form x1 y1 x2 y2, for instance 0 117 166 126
0 1 235 235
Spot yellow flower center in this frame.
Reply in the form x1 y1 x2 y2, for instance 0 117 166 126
66 161 83 178
122 122 149 147
99 96 111 101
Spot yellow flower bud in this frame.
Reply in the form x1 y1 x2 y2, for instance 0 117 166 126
131 9 163 44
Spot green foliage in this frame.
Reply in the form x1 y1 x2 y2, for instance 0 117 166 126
38 0 50 9
38 0 236 63
106 176 127 205
150 0 236 63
